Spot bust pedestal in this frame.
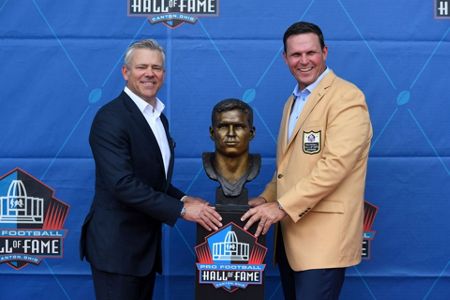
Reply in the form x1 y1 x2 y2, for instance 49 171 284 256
195 188 266 299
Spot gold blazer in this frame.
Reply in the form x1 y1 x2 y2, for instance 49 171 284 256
261 70 373 271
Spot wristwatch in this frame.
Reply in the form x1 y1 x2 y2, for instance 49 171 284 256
180 206 186 217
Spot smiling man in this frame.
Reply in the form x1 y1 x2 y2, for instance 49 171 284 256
80 39 222 300
241 22 373 299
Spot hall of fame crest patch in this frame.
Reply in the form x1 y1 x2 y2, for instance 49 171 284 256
303 130 321 154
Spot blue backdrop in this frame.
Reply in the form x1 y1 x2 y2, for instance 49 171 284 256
1 0 450 299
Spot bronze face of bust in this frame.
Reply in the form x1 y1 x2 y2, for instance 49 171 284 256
203 99 260 206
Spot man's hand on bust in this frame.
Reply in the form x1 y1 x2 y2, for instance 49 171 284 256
241 200 287 237
181 196 222 231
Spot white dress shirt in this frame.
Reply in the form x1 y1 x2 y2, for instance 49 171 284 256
124 87 171 178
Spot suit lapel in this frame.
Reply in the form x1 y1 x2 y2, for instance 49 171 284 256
279 95 295 158
121 92 167 178
283 71 336 156
160 113 175 186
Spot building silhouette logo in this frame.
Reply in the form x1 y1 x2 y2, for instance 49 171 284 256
362 200 378 259
0 168 69 270
0 180 44 224
128 0 220 29
195 222 267 292
212 231 249 262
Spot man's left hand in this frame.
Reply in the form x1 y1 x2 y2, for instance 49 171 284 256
241 202 287 237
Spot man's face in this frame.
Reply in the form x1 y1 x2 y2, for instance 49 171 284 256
122 48 165 105
210 110 254 158
283 33 328 90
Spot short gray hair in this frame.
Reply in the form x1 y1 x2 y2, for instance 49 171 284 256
124 39 166 68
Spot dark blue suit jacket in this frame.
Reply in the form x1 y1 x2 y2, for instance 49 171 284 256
80 91 184 276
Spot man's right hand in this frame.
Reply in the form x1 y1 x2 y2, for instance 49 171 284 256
182 196 222 231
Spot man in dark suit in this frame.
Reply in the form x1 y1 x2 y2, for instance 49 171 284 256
80 39 222 300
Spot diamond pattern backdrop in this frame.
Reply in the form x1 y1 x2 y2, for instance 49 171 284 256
0 0 449 299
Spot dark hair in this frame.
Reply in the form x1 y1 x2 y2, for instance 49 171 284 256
283 21 325 52
212 98 253 127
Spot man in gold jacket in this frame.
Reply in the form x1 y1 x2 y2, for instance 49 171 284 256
242 21 372 300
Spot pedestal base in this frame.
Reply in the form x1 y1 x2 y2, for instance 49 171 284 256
195 208 266 300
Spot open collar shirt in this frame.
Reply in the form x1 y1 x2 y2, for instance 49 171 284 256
288 67 330 140
125 86 170 178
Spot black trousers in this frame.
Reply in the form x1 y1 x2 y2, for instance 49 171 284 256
277 231 346 300
91 266 156 300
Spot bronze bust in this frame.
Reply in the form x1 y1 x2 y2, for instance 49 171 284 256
203 99 260 209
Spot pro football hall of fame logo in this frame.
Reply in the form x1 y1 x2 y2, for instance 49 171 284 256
195 223 267 293
0 168 69 270
363 200 378 259
128 0 219 29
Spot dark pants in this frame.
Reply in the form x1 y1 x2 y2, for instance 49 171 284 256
91 266 156 300
277 233 346 300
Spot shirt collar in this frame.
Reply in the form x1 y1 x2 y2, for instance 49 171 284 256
292 67 330 98
124 86 165 117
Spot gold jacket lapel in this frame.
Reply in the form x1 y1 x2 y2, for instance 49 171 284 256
285 71 336 151
279 95 295 157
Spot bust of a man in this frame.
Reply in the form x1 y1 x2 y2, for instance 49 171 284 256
203 99 260 207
